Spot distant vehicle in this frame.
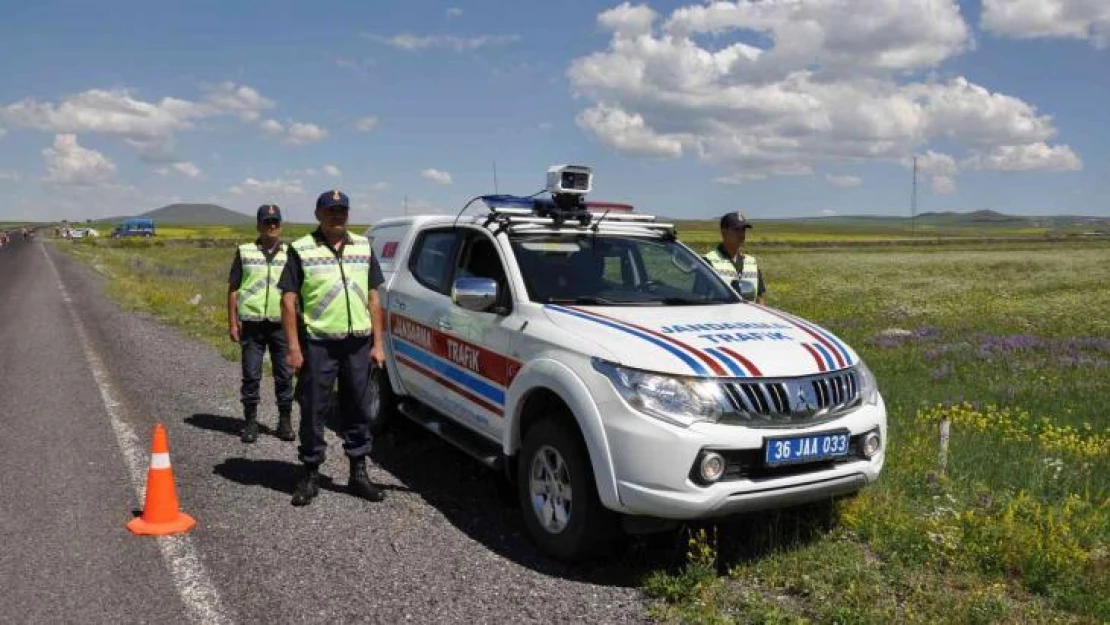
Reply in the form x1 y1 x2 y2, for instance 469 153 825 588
68 228 100 239
112 218 156 238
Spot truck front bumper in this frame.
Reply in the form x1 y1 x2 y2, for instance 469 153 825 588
598 396 887 520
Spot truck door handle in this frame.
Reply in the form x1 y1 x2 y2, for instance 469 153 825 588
437 319 452 331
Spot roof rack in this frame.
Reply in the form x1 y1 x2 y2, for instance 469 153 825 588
480 195 675 236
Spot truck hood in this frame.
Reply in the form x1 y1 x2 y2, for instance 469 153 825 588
542 303 859 378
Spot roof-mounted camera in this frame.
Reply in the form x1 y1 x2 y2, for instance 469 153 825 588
542 164 593 226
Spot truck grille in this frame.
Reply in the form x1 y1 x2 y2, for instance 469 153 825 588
720 369 860 427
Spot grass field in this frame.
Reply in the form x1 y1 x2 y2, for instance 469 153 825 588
56 225 1109 623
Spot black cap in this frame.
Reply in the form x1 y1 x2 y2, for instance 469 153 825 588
257 204 282 222
720 210 753 230
316 189 349 210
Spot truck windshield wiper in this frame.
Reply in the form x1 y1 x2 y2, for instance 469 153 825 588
654 297 722 305
543 296 620 305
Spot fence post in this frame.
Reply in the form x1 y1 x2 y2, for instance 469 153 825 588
937 416 951 477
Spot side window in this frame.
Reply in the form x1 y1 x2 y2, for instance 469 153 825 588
409 230 459 294
455 233 511 311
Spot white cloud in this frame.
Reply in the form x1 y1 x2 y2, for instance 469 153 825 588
981 0 1110 48
172 161 202 178
363 33 520 51
911 150 960 176
0 128 6 140
598 2 658 38
260 119 284 135
576 104 683 158
1 83 273 162
825 174 863 187
931 175 957 194
201 82 275 122
322 164 342 177
964 142 1082 171
420 168 453 185
355 116 379 132
228 176 305 196
0 170 20 181
446 7 463 18
285 122 329 145
821 209 838 216
42 134 117 186
371 181 390 191
567 1 1081 183
260 119 329 145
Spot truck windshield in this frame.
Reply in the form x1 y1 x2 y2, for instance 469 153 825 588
509 234 740 306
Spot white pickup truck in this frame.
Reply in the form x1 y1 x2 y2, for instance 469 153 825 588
368 166 887 561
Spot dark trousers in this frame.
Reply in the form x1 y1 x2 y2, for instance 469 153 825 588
240 320 294 411
296 336 374 466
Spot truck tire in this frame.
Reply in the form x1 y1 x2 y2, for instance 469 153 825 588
366 365 397 435
518 418 617 561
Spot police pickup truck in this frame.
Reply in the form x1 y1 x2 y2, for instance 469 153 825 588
368 165 887 561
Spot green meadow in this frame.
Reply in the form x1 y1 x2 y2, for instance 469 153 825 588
56 224 1108 623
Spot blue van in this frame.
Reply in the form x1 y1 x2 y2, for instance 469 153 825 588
113 218 156 238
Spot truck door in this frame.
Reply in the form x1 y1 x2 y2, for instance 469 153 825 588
436 230 520 439
386 227 518 441
387 228 461 417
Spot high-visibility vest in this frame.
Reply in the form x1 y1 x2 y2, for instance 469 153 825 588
704 246 760 301
291 233 373 339
237 242 287 322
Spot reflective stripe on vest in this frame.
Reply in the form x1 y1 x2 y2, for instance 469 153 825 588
237 243 287 322
292 233 373 339
703 248 759 301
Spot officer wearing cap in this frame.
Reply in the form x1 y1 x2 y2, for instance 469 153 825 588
227 204 296 443
704 211 766 304
278 189 386 506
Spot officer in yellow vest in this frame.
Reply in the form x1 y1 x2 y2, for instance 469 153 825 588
227 204 295 443
278 189 386 506
704 211 766 304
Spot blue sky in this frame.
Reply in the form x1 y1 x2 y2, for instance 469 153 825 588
0 0 1107 223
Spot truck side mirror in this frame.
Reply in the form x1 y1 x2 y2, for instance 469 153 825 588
731 279 757 302
452 277 498 313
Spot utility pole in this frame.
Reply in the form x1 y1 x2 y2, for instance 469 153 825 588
911 155 918 237
403 195 408 216
492 161 500 194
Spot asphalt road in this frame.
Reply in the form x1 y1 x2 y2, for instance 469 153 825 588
0 238 662 624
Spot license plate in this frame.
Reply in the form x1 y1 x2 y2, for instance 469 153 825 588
764 431 850 466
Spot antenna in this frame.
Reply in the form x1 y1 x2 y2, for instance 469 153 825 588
403 195 408 216
911 155 918 237
492 161 500 194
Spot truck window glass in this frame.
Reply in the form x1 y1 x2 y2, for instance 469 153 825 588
410 230 458 294
456 234 511 311
510 234 739 305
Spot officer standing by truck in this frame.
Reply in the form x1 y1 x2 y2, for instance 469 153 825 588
227 204 296 443
279 189 386 506
704 210 766 304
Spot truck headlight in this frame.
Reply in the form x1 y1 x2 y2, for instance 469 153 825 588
857 361 880 406
593 359 727 427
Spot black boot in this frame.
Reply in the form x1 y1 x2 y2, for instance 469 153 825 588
240 405 259 444
348 457 385 502
291 465 320 506
275 407 296 441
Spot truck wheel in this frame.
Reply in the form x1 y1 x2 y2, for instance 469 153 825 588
366 365 397 435
518 418 617 561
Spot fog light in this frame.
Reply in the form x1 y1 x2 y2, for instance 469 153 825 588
699 452 726 483
862 431 882 458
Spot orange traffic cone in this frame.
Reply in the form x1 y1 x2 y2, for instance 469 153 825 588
126 423 196 536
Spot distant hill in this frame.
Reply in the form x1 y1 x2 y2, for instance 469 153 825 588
135 204 254 224
670 209 1110 230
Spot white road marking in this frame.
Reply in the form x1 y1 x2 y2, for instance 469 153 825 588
42 246 233 625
